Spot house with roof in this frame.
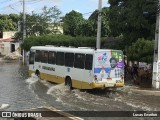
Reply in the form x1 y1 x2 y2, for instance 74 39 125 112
0 31 20 56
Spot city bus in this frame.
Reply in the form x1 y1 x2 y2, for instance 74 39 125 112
29 46 124 89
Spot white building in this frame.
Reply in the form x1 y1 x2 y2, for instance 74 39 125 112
0 31 20 56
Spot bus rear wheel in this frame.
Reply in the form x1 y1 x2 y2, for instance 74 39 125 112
65 77 73 90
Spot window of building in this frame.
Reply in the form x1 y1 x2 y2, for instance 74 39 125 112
56 52 64 66
74 53 85 69
0 32 3 38
48 51 56 64
35 50 41 62
85 54 93 70
65 53 74 67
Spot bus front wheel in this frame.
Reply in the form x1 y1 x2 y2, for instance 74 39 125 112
35 69 40 78
65 77 73 90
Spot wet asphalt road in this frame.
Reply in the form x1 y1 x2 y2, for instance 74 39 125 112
0 60 160 120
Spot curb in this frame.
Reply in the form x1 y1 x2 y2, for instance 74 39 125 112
130 89 160 96
47 107 83 120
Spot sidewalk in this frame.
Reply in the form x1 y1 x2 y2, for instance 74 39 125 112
121 85 160 96
130 87 160 96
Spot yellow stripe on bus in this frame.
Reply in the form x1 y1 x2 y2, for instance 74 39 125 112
29 70 124 89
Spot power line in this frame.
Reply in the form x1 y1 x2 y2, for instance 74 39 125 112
0 0 14 4
0 1 21 13
19 0 44 5
9 4 20 13
82 11 93 15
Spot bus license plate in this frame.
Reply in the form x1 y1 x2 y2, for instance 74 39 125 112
106 83 114 87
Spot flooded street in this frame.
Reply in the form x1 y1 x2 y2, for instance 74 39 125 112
0 60 160 120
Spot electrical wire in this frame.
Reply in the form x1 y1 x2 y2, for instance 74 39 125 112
0 0 14 4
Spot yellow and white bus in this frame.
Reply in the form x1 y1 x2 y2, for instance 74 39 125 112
29 46 124 89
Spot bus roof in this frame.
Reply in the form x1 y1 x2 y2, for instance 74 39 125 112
30 46 122 54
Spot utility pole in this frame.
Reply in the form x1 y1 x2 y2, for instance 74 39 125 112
22 0 26 64
152 0 160 89
96 0 102 49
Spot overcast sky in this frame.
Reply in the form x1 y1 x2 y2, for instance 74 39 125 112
0 0 109 18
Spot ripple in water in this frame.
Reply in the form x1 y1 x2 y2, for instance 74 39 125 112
26 73 39 88
47 83 69 96
0 104 10 110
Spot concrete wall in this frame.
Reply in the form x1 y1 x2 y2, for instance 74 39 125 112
15 42 20 50
0 42 20 55
2 31 17 39
1 42 11 55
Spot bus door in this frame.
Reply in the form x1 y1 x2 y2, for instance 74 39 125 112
82 54 93 89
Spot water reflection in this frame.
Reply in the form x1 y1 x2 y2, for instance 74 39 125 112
0 61 45 111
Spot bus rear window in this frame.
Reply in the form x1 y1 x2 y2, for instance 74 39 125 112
85 54 93 70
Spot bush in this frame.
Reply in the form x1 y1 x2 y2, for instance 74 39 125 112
21 35 123 51
126 38 154 63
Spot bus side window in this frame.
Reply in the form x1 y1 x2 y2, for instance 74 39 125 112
48 51 56 64
65 53 74 67
35 50 41 62
41 51 48 63
74 54 85 69
56 52 64 66
29 52 35 64
41 51 45 62
85 54 93 70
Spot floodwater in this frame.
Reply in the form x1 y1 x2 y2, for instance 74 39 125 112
0 60 160 120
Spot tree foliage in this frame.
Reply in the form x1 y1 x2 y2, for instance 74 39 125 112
63 8 111 37
86 7 111 37
126 38 154 63
21 35 122 51
108 0 157 45
15 6 62 41
63 10 85 36
0 14 19 31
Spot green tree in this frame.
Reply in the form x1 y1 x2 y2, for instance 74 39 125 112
0 14 19 31
108 0 157 46
41 6 62 23
15 6 62 41
80 20 95 36
126 38 154 63
86 7 111 37
63 10 85 36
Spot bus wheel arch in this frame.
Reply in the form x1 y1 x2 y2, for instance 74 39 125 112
35 69 40 78
65 76 73 90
